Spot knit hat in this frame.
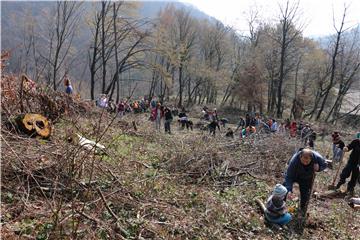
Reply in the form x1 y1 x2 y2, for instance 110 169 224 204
272 184 288 198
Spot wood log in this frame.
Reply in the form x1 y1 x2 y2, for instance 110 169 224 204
314 190 346 199
15 113 52 138
255 198 266 213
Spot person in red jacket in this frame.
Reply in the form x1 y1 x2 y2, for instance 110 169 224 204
290 121 297 138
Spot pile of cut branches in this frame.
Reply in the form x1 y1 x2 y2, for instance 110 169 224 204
1 52 93 124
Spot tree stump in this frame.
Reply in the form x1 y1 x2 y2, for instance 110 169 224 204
15 113 52 138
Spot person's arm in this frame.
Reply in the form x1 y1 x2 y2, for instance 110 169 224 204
284 156 297 192
338 141 345 150
344 139 357 152
313 151 327 172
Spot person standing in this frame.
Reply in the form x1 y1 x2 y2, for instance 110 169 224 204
164 107 173 134
64 76 73 94
271 119 278 133
209 119 220 136
150 96 157 110
290 121 297 138
334 138 360 196
117 100 125 118
331 132 345 162
235 117 245 132
155 103 163 131
245 114 251 127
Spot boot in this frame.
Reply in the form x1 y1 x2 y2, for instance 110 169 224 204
335 179 346 190
346 189 354 197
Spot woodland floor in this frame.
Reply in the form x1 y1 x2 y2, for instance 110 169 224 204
1 109 359 240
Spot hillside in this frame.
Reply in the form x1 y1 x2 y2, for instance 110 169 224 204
1 54 359 239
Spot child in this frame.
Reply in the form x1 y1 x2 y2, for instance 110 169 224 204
264 184 292 225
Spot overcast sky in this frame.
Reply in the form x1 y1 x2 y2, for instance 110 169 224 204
181 0 360 37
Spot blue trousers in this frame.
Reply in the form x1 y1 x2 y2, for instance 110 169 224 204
332 144 343 162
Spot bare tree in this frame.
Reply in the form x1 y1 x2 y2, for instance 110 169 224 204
315 6 350 120
41 1 82 90
88 5 106 100
275 0 303 118
325 28 360 122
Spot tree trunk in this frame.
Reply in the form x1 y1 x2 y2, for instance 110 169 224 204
178 64 183 107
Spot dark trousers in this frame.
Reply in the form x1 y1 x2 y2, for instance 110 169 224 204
288 178 312 209
181 121 192 130
337 161 359 191
164 120 171 133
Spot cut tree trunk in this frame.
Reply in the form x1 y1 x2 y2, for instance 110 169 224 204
15 113 52 138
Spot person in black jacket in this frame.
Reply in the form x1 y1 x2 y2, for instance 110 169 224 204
209 120 220 136
245 114 251 127
164 107 173 134
334 138 360 196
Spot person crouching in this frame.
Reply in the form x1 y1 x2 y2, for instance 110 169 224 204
265 184 292 225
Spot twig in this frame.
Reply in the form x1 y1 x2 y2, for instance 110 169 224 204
97 187 119 222
130 160 151 169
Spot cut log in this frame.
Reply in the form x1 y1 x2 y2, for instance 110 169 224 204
255 198 266 213
314 190 346 199
15 113 52 138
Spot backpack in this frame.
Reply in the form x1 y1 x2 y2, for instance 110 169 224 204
150 100 156 108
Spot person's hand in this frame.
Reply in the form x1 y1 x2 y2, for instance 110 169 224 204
287 192 294 200
314 163 319 172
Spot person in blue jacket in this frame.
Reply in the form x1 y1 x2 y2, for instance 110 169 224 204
284 148 327 210
64 76 73 94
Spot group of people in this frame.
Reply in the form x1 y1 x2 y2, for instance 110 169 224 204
65 86 360 228
233 114 284 139
202 107 222 136
148 97 194 134
95 95 151 117
263 133 360 226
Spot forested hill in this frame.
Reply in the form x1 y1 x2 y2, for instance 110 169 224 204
1 1 359 122
1 1 213 53
1 0 216 96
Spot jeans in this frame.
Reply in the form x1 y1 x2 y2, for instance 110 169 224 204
266 213 292 225
155 118 161 130
332 144 343 162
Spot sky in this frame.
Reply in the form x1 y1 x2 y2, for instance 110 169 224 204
180 0 360 37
